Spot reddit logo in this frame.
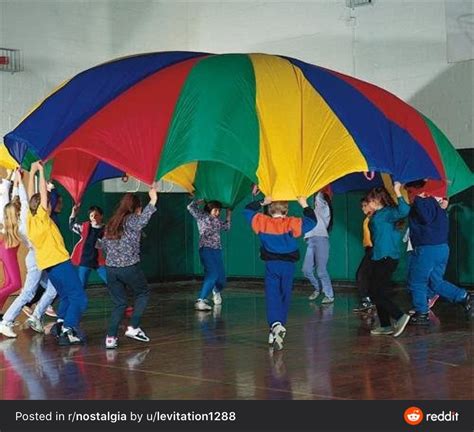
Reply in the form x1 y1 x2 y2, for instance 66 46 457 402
404 407 424 425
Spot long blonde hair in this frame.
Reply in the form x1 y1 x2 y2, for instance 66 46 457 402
2 202 21 248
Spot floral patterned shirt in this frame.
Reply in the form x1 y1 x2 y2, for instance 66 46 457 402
187 201 230 249
101 203 156 267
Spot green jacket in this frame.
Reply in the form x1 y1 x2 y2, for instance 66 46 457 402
369 197 410 260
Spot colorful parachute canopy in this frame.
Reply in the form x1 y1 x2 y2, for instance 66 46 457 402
4 52 472 206
0 143 19 170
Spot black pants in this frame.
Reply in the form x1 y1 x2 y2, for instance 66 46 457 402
355 247 372 299
367 257 403 327
106 264 150 337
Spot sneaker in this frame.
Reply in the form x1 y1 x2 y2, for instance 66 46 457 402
22 306 33 318
105 336 118 349
212 289 222 305
0 322 17 338
26 316 44 334
409 312 430 326
370 326 394 335
45 306 57 318
268 331 275 346
353 298 374 312
125 326 150 342
58 327 85 346
308 290 321 301
50 320 64 338
321 296 334 305
271 323 286 351
195 299 212 311
393 314 411 338
460 292 472 314
428 294 440 309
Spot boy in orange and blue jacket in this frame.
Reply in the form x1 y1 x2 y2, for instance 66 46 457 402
244 196 317 350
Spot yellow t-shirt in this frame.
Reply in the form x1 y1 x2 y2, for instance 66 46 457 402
27 206 69 270
362 216 373 248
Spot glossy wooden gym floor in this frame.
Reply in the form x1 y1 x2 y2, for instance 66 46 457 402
0 282 472 400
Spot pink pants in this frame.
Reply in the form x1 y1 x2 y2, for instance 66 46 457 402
0 243 21 310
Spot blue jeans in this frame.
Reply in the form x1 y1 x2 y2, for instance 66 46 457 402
198 247 226 300
2 249 57 324
47 260 88 329
408 244 467 314
77 265 107 290
302 236 334 298
106 264 150 336
265 260 296 327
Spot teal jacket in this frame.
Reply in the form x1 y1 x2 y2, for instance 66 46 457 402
369 197 410 260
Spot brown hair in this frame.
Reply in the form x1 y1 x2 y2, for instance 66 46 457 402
366 187 397 208
29 193 42 216
268 201 289 217
105 193 141 240
366 187 406 230
2 202 21 248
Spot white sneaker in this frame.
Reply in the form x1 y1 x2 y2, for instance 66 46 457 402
105 336 118 349
212 289 222 305
0 322 17 338
27 316 44 334
268 331 275 346
125 326 150 342
393 314 411 338
271 323 286 351
308 290 320 301
321 296 335 305
195 299 212 311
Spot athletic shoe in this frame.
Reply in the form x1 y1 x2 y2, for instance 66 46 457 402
271 323 286 351
125 326 150 342
26 316 44 333
409 312 430 326
393 314 411 338
195 299 212 311
58 328 85 346
460 292 472 314
268 331 274 346
45 306 57 318
321 296 334 305
370 326 393 336
50 320 64 338
212 289 222 305
105 336 118 349
0 322 17 338
124 306 134 318
22 306 33 318
353 298 374 312
428 294 440 309
308 290 321 301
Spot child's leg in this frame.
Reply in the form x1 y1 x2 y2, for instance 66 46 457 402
77 266 91 290
105 267 128 337
280 261 296 326
428 245 467 303
214 249 226 292
120 264 150 329
264 261 283 327
96 266 107 284
198 247 220 299
356 249 372 299
47 261 88 330
0 245 21 310
314 237 334 298
32 278 57 320
2 250 42 323
302 239 319 291
371 258 402 326
408 248 433 314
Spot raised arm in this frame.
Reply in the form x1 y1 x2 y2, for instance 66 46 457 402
187 199 206 220
128 186 158 231
386 182 410 221
69 204 83 234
